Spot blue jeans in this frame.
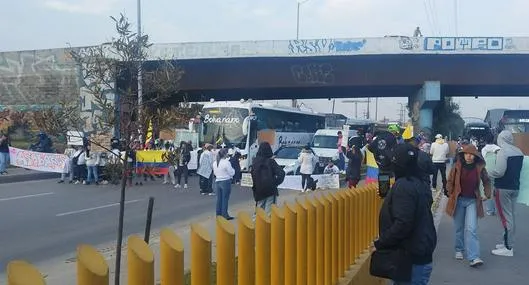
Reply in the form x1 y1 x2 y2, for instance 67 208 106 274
86 165 99 184
0 152 8 172
256 195 277 217
393 263 433 285
215 179 232 218
454 197 480 261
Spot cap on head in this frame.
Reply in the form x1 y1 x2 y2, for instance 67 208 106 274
435 134 443 139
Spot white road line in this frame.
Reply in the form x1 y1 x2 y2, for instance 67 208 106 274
56 199 143 217
0 192 55 202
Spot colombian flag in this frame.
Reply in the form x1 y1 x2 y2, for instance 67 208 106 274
365 148 379 184
136 150 169 175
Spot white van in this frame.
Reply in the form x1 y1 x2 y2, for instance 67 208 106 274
311 129 359 171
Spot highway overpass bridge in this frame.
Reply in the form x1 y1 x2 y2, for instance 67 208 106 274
2 36 529 132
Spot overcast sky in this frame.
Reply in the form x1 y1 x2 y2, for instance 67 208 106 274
2 0 529 121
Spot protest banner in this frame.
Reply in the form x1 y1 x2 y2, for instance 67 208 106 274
240 173 340 191
135 150 170 175
8 147 68 173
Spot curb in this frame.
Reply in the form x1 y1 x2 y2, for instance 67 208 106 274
0 172 59 184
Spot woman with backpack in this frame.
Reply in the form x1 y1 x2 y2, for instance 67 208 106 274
251 142 285 215
298 145 317 192
213 148 235 220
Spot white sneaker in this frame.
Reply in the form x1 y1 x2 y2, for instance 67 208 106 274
184 184 188 189
492 247 514 257
455 252 464 260
469 258 484 267
174 184 181 188
495 243 506 249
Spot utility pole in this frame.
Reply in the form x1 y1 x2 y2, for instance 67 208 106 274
292 0 309 108
397 103 406 123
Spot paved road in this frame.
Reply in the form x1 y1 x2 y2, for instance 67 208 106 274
430 199 529 284
0 175 259 272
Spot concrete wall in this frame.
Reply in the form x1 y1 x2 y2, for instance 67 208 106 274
0 48 79 109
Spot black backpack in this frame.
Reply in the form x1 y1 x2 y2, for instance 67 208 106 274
252 159 284 195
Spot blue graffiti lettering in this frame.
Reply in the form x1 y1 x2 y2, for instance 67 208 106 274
334 40 366 52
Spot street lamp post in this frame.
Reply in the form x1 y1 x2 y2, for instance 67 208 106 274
292 0 309 108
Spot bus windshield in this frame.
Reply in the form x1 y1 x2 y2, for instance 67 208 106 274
202 107 249 149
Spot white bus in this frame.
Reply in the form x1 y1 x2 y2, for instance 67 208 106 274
201 100 326 171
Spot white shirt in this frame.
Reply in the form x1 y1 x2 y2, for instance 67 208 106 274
429 139 449 163
213 158 235 182
298 151 316 175
481 144 500 159
324 165 340 174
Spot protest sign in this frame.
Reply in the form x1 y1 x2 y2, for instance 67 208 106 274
8 147 68 173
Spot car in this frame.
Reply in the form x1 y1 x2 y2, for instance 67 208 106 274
273 146 319 175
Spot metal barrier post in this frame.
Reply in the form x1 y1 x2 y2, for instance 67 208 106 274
284 203 298 285
255 208 271 285
296 199 308 285
190 223 212 285
127 235 154 285
238 212 255 285
271 205 285 285
77 244 109 285
314 196 325 285
7 261 45 285
160 228 184 285
216 216 236 285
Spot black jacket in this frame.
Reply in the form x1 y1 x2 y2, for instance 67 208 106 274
375 176 437 265
417 150 435 186
346 149 362 181
250 157 285 202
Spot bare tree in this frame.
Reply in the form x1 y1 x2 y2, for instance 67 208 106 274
29 14 188 285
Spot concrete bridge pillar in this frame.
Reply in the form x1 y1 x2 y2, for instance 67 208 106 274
409 81 441 135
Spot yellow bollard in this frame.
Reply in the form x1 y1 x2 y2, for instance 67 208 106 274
77 244 109 285
191 223 212 285
296 199 308 285
322 194 332 285
314 196 325 285
217 216 236 285
362 187 370 249
284 203 298 285
342 191 352 270
127 235 154 285
351 190 360 260
7 260 45 285
304 198 316 285
160 228 184 285
336 192 345 277
271 205 285 285
330 193 339 283
256 208 271 285
370 187 377 241
238 212 255 285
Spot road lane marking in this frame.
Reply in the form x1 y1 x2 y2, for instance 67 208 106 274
0 192 55 202
56 199 143 217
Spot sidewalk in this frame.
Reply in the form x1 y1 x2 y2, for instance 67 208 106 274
0 167 58 184
430 197 529 284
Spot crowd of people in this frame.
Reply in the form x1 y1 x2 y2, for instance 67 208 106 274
371 129 524 284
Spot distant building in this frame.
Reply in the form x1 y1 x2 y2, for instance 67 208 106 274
484 108 509 130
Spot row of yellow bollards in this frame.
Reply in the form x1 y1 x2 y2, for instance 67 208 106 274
6 183 382 285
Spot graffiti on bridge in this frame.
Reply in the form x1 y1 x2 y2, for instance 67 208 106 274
424 37 515 51
288 39 366 55
398 36 421 50
291 63 335 85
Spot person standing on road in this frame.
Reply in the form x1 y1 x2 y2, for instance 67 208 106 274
488 130 524 257
251 142 285 216
197 144 215 195
0 132 10 175
346 145 363 188
407 136 435 189
58 145 77 183
430 134 450 192
445 144 491 267
84 146 101 185
213 148 235 220
481 135 501 216
298 145 316 192
175 141 191 189
371 143 437 284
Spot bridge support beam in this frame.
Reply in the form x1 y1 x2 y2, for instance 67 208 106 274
409 81 441 134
